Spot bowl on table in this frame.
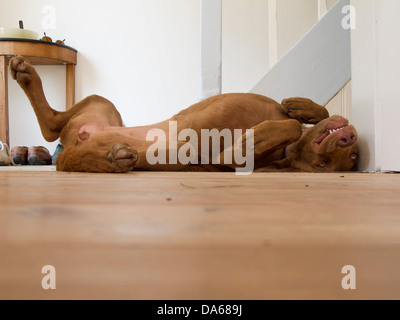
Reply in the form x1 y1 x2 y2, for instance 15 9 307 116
0 27 39 40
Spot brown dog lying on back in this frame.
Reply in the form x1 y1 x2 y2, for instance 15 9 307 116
9 56 359 173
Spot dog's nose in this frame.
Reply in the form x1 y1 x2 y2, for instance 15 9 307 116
338 132 357 147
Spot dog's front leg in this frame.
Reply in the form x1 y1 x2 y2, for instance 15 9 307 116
219 119 303 169
281 97 329 124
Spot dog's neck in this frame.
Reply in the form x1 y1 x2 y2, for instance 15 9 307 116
282 146 289 160
282 127 307 160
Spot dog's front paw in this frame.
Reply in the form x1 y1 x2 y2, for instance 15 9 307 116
107 143 138 172
282 98 329 124
9 56 34 85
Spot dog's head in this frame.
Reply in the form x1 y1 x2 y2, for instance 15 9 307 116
286 115 359 172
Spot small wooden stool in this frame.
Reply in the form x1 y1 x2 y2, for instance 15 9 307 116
0 39 78 146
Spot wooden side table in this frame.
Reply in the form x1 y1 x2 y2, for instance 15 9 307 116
0 39 77 146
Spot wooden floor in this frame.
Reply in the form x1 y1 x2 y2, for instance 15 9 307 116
1 169 400 300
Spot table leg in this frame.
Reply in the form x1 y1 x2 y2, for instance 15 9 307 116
0 56 9 146
66 64 75 110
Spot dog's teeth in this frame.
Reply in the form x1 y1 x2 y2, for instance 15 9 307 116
329 126 347 134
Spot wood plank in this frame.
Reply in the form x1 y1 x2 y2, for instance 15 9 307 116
0 55 9 145
66 64 75 109
0 171 400 299
0 41 77 65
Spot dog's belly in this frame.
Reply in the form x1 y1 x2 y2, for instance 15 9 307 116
78 123 109 141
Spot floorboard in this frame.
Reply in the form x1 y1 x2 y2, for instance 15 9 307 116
0 170 399 300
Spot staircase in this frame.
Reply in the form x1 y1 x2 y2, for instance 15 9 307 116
250 0 351 107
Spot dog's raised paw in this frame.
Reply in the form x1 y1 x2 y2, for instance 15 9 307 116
281 98 312 115
9 56 34 85
281 98 329 124
107 143 138 172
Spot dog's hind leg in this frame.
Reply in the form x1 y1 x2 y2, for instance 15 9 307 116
10 56 71 142
9 56 123 142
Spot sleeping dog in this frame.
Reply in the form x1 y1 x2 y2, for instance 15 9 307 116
10 56 359 173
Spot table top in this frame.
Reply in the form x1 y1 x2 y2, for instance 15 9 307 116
0 38 77 65
0 38 77 52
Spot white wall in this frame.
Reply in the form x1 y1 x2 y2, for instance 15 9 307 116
222 0 269 93
276 0 339 60
326 81 352 120
1 0 344 155
277 0 318 59
376 0 400 172
352 0 400 172
2 0 201 153
222 0 341 93
2 0 276 153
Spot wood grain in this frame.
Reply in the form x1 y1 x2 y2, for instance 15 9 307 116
0 171 399 300
0 40 77 65
66 64 75 109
